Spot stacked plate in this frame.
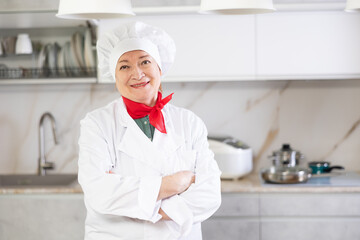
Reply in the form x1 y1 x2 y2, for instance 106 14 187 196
37 28 96 78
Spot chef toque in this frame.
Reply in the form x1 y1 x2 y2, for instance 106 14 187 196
97 21 176 82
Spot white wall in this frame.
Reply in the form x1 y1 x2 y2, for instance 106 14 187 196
0 79 359 174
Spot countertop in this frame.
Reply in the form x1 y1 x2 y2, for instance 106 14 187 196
0 182 83 194
2 172 360 194
221 172 360 193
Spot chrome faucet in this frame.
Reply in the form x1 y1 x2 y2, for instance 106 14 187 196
38 112 58 176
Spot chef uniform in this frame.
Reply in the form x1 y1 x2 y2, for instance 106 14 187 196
78 21 221 240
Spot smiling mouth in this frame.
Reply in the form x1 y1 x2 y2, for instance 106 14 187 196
131 81 150 88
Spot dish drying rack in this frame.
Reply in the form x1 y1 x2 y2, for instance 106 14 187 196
0 67 97 79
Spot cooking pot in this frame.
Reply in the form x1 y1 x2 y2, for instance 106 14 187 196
269 144 304 167
261 166 312 184
308 161 344 174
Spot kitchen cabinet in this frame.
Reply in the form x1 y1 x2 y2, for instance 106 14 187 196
0 10 97 85
3 9 360 83
256 11 360 80
202 193 260 240
97 14 257 83
98 10 360 83
1 191 360 239
0 194 86 240
203 192 360 240
260 193 360 240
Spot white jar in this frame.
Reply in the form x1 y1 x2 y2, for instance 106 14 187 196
15 33 33 54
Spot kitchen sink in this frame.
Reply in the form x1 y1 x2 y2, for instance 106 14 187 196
0 174 78 187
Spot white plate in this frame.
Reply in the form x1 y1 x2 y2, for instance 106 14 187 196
57 44 65 76
63 42 71 76
84 28 96 70
37 44 48 69
63 42 68 69
47 44 56 74
74 32 85 68
52 42 60 70
70 35 80 74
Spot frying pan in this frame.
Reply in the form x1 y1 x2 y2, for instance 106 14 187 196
261 166 312 184
308 161 344 174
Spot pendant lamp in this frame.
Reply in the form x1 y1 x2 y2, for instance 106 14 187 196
56 0 135 19
345 0 360 12
200 0 275 14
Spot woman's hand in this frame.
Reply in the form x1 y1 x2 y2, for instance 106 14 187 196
171 171 195 193
157 171 195 201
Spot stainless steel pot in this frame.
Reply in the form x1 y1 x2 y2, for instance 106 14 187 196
261 166 312 184
269 144 304 167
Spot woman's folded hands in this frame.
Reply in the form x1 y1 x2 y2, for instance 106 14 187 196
157 170 195 201
157 171 195 220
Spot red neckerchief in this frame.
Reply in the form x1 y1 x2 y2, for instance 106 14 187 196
122 91 174 134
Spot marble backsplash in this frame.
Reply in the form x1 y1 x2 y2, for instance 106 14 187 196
0 79 359 174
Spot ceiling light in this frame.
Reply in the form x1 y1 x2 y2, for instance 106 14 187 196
200 0 276 15
345 0 360 12
56 0 135 19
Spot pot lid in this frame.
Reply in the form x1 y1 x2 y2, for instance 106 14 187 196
272 144 300 155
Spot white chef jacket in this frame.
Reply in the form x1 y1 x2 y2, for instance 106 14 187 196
78 98 221 240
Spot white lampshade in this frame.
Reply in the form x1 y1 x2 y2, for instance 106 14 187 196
56 0 135 19
200 0 275 14
345 0 360 12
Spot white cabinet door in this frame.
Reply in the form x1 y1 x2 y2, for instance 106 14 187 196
202 218 260 240
202 193 260 240
97 14 256 83
259 193 360 240
261 219 360 240
256 11 360 80
260 193 360 217
0 194 86 240
162 14 256 82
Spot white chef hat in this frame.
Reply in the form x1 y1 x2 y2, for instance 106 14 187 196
97 21 176 82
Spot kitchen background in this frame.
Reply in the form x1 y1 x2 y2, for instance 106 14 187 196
1 75 360 174
0 0 359 175
2 0 360 240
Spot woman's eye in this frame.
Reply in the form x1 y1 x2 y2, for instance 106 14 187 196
142 60 151 65
119 65 129 70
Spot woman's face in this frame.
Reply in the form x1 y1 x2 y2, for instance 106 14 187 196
115 50 162 107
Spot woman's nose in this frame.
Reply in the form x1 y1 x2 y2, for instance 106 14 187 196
131 66 145 80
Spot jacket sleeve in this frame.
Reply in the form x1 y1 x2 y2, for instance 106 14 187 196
161 115 222 237
78 114 162 223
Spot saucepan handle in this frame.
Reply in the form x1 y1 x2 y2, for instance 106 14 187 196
325 166 344 173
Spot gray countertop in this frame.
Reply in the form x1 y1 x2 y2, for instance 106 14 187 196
0 182 83 194
221 172 360 193
2 172 360 194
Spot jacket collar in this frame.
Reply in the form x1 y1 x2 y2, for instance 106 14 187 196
116 98 184 174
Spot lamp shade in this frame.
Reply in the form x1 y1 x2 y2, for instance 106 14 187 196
56 0 135 19
345 0 360 12
200 0 275 14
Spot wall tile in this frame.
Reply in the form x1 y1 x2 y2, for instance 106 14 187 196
0 80 359 174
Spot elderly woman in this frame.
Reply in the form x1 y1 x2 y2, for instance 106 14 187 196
78 21 221 240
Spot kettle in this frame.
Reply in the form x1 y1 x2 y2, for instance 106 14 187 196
269 144 304 167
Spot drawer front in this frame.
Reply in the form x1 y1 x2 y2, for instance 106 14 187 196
0 194 86 240
261 218 360 240
260 193 360 216
202 218 260 240
214 193 260 217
